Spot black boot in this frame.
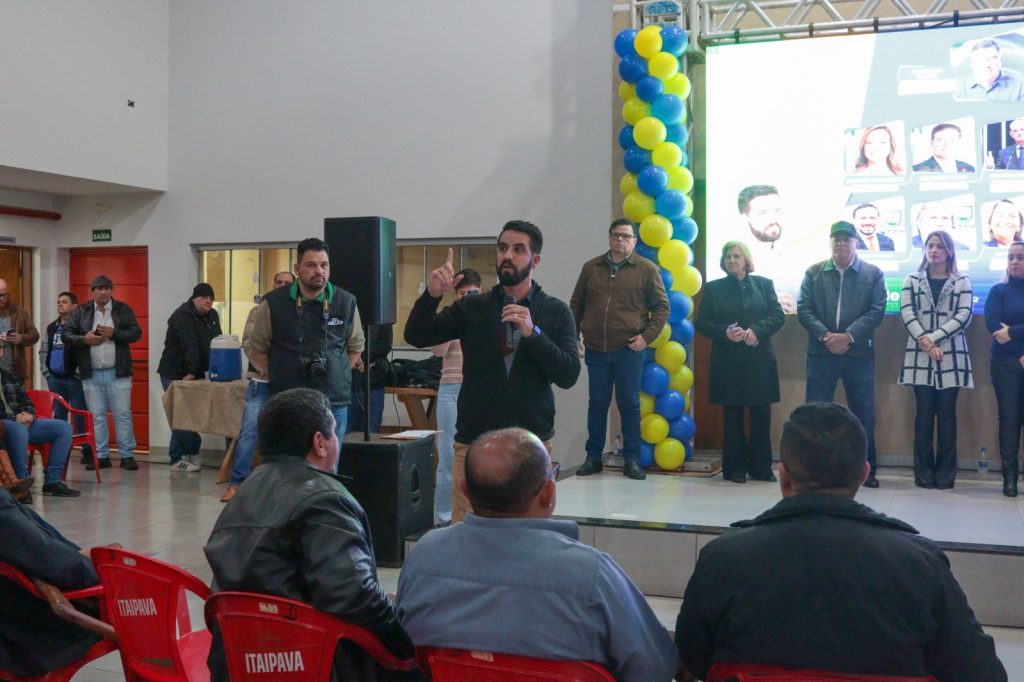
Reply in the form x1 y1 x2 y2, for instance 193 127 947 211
1003 461 1018 497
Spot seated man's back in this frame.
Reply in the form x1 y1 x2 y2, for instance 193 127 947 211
204 388 415 681
397 428 678 682
676 403 1005 681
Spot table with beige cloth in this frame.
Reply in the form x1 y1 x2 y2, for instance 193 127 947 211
161 379 248 484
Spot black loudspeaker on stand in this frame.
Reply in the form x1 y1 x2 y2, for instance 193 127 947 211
324 216 396 326
339 435 435 567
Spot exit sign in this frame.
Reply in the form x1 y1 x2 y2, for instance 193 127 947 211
92 229 111 242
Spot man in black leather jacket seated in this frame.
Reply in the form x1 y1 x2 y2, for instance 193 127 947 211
204 387 418 681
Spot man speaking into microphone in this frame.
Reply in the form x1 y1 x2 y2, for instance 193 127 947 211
405 220 580 523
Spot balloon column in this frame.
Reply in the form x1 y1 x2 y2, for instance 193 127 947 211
616 24 700 472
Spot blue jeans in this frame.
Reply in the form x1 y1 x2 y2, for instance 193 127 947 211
45 374 87 434
331 406 347 472
806 354 877 474
585 346 645 463
229 380 271 485
82 368 135 460
347 382 385 434
6 417 73 485
160 376 202 463
435 382 461 523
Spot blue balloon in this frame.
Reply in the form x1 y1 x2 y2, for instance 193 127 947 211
656 390 686 421
644 347 657 364
615 28 639 57
659 267 673 292
650 94 684 124
618 54 647 84
668 291 690 325
635 75 664 103
641 364 670 396
660 25 688 56
672 217 699 244
636 165 669 197
671 318 694 345
682 151 690 167
656 190 688 220
684 440 693 460
665 123 689 147
634 241 657 260
639 442 655 469
669 414 696 442
623 146 652 174
618 125 634 151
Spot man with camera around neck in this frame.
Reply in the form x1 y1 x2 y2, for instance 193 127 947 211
248 238 364 449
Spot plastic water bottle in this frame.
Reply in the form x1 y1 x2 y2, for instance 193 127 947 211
613 434 623 454
978 446 989 480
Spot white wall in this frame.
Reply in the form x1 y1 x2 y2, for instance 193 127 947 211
0 0 168 191
51 1 612 460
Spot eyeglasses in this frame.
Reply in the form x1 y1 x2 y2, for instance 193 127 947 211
0 293 10 298
609 233 636 241
531 462 561 496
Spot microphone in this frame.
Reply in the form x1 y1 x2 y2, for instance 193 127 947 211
503 295 516 347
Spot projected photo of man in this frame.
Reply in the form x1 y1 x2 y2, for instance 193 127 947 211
954 39 1024 102
982 199 1024 248
912 201 973 250
912 123 976 173
852 125 905 176
851 204 895 252
736 185 797 313
985 117 1024 170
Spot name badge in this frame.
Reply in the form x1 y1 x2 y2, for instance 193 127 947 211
327 317 344 327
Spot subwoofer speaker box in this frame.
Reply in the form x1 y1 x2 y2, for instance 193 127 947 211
339 434 435 567
324 216 397 325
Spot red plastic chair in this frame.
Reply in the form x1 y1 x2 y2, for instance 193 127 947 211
90 547 212 682
26 389 102 483
707 663 939 681
204 592 418 681
0 560 119 682
416 646 615 681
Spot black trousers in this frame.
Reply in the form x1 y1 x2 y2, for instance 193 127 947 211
912 385 959 487
991 356 1024 478
722 404 773 480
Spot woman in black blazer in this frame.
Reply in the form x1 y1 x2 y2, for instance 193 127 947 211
695 241 785 483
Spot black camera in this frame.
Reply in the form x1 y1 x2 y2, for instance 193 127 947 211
300 354 328 381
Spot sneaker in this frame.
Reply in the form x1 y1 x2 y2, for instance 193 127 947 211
120 457 139 471
42 481 82 497
85 458 112 471
220 484 238 503
170 459 201 472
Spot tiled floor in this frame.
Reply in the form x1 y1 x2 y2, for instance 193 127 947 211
556 465 1024 546
19 457 1024 679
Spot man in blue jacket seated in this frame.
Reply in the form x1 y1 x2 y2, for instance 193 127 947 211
675 403 1006 681
204 388 418 681
0 488 102 676
397 427 680 682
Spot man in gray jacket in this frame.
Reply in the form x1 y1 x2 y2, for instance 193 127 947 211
797 221 887 487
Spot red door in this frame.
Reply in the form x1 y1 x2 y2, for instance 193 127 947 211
69 248 149 452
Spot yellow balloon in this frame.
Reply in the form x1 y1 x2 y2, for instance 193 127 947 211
652 142 683 169
641 414 669 444
640 215 672 248
640 392 656 418
622 97 650 126
669 365 694 394
655 341 686 374
634 25 664 59
623 191 655 223
663 72 692 99
619 172 638 197
655 437 686 470
683 199 694 217
658 240 690 271
649 323 671 349
648 52 680 81
633 116 667 151
676 266 703 297
667 166 694 193
619 81 636 102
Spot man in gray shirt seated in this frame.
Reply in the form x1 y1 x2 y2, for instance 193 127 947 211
396 427 679 682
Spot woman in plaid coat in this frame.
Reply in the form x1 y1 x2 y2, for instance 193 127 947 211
899 230 973 489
